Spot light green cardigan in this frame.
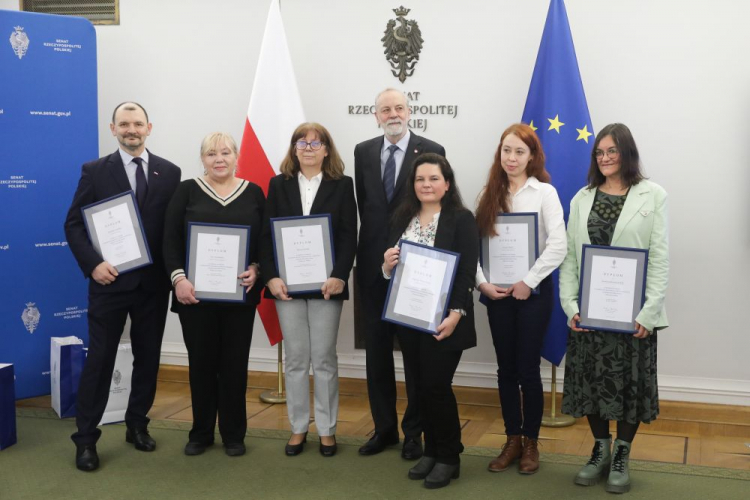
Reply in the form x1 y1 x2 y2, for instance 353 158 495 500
559 179 669 332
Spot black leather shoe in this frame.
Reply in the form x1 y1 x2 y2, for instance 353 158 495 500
285 433 307 456
319 436 337 457
358 433 399 456
224 442 246 457
126 428 156 452
408 456 436 480
424 463 460 489
184 441 212 456
75 445 99 472
402 436 423 460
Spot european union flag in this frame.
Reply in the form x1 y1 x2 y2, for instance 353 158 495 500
522 0 593 366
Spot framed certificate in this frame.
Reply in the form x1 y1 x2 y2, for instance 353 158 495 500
480 212 539 294
270 214 335 295
81 191 152 274
382 240 460 335
186 222 250 303
577 244 649 334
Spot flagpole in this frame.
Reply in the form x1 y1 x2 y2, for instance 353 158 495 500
541 365 575 427
260 341 286 403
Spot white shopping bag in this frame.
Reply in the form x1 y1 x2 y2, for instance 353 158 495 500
50 336 85 418
99 343 133 425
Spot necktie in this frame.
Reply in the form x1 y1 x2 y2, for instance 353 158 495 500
132 157 148 210
383 144 399 203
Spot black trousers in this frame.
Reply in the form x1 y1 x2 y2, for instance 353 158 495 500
486 277 553 439
72 287 169 447
178 305 255 444
396 327 463 464
360 279 420 439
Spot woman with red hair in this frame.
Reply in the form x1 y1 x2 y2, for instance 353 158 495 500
475 124 566 475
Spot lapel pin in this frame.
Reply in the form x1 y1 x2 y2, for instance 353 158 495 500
153 171 159 176
414 149 419 154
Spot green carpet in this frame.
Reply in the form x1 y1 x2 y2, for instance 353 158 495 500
1 408 748 500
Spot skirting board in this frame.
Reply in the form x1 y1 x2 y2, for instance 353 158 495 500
160 342 750 406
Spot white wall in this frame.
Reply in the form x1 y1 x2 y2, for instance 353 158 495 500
4 0 749 405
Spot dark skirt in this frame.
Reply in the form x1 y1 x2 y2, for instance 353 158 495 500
562 329 659 424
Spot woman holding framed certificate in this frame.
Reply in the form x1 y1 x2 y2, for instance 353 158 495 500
259 122 357 458
475 124 567 475
163 132 265 457
382 153 479 489
559 123 669 493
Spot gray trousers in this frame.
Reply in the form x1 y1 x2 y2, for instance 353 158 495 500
276 299 343 436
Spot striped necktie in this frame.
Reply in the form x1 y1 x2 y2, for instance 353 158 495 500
383 144 399 203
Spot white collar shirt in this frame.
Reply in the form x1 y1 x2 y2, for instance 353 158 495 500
476 176 567 289
298 171 323 216
380 130 411 186
119 149 150 192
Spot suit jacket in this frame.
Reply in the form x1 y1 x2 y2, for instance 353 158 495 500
387 208 479 351
354 133 445 287
260 173 358 300
559 179 669 332
64 149 181 294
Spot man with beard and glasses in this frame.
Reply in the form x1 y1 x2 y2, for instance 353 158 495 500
354 88 445 460
64 102 181 471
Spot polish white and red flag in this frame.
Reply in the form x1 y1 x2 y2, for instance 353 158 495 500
236 0 304 346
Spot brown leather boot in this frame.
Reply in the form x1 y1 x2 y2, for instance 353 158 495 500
519 437 540 475
487 435 522 472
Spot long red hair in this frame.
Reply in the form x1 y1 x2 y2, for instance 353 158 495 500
475 123 550 237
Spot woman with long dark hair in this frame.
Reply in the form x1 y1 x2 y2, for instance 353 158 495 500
382 153 478 489
560 123 669 493
475 124 566 475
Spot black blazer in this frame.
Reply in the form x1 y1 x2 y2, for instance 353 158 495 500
260 173 358 300
387 208 479 351
64 150 181 294
354 133 445 287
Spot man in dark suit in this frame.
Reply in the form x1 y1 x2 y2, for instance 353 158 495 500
64 102 181 471
354 88 446 459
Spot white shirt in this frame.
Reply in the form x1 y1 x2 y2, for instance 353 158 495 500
119 148 149 192
475 176 567 289
297 171 323 216
380 130 411 187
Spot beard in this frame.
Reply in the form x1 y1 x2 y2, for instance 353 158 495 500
383 120 405 137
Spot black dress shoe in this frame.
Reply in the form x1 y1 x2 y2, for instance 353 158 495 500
126 428 156 452
408 456 436 479
424 463 460 489
402 436 423 460
75 445 99 472
224 442 246 457
358 433 399 456
184 441 212 456
319 437 337 457
285 433 307 456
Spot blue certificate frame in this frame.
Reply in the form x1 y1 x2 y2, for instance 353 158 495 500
186 222 250 303
270 214 335 295
382 240 460 336
480 212 540 294
81 191 152 274
577 244 649 334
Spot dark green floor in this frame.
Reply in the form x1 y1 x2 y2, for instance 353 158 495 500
1 409 748 500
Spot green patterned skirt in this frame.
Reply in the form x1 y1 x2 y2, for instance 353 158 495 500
562 329 659 424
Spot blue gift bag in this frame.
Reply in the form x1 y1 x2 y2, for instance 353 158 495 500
50 337 85 419
0 363 17 450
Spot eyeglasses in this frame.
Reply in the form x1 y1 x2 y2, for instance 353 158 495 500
594 148 619 159
295 140 324 151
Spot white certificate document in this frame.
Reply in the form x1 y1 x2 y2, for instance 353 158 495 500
90 202 141 266
587 255 638 323
488 223 529 284
281 225 327 285
393 252 447 323
193 233 240 293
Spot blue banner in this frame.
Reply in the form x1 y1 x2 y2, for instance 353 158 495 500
0 10 98 398
521 0 593 366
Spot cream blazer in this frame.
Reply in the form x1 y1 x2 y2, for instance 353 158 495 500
559 179 669 332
